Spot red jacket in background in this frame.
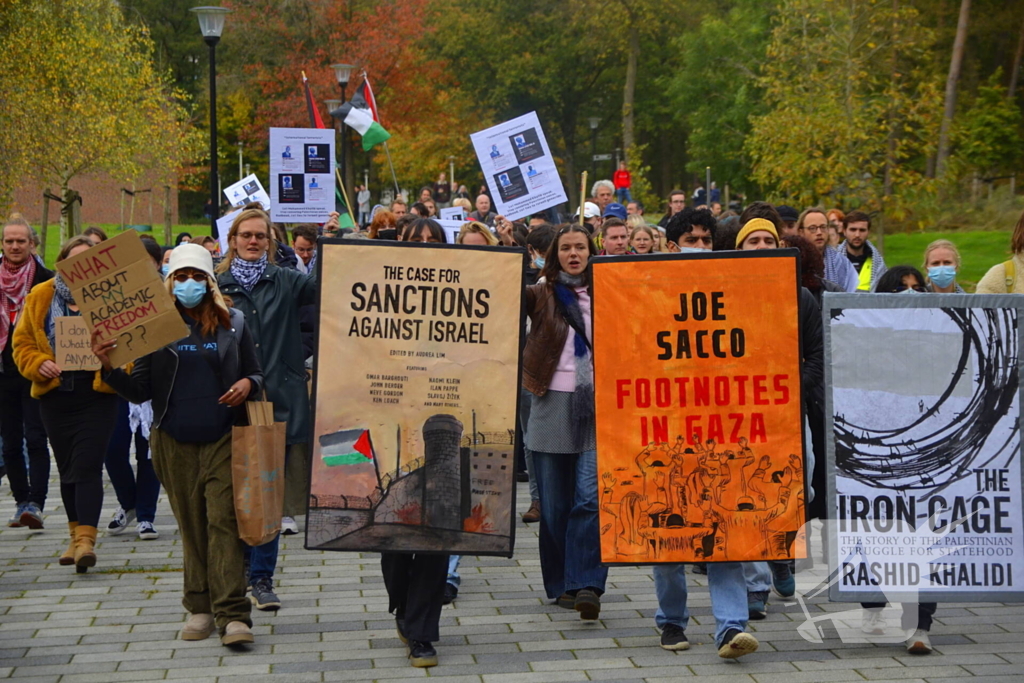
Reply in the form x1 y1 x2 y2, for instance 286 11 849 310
613 169 631 189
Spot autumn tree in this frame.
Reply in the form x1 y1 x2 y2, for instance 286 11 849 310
0 0 196 239
746 0 943 217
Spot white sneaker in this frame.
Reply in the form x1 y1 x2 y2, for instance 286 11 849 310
281 516 299 535
137 521 159 540
905 628 932 654
107 507 135 535
861 607 887 635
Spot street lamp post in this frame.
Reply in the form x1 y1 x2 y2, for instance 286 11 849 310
237 140 243 180
588 117 600 179
330 63 354 193
190 6 230 234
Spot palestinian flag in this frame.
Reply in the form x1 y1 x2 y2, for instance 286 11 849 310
319 428 374 466
301 71 326 129
330 99 390 151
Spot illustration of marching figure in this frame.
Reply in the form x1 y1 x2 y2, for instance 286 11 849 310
601 436 804 562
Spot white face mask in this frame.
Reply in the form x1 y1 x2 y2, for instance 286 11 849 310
679 247 706 254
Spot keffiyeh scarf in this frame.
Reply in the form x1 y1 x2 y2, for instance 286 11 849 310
553 272 595 444
230 252 268 291
0 256 36 351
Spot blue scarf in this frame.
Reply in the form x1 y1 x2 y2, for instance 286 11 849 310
553 272 594 443
45 274 75 349
230 252 268 291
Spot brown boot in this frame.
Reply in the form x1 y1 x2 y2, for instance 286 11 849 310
59 522 78 566
522 500 541 523
74 525 98 573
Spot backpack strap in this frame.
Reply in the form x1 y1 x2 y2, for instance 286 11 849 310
1004 260 1016 293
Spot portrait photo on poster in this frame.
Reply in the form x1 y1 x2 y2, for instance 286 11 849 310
591 250 808 566
493 167 528 202
824 293 1024 602
509 127 544 164
305 240 528 556
304 144 330 174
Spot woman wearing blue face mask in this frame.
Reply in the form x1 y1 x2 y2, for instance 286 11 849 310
93 243 264 647
922 240 964 293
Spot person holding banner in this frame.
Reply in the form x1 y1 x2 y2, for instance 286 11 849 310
1 214 53 530
94 243 264 647
12 236 119 573
216 207 317 612
736 218 822 620
522 224 607 620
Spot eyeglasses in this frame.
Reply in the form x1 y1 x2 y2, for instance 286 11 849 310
237 232 269 242
802 224 828 233
172 271 208 283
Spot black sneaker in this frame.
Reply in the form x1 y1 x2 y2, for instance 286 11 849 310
442 582 458 605
408 640 438 668
660 623 690 651
748 590 769 620
718 628 759 659
574 588 601 621
396 617 408 644
691 563 707 575
555 591 576 609
249 577 282 611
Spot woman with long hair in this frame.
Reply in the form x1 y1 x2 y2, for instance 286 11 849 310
629 224 658 254
368 209 397 240
922 239 964 293
456 221 498 246
95 243 264 646
12 236 119 573
522 224 607 620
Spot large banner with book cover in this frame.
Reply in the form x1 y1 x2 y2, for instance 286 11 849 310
592 251 808 565
824 293 1024 602
306 240 526 556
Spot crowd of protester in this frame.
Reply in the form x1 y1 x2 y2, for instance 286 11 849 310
0 175 1012 667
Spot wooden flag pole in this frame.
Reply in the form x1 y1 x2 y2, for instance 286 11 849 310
335 167 354 220
579 171 588 226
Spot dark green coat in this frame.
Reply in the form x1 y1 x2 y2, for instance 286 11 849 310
218 263 316 445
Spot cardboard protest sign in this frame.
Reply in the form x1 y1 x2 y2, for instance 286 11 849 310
306 240 526 556
55 230 187 367
824 293 1024 602
269 127 335 222
54 317 100 371
470 111 566 221
592 251 807 564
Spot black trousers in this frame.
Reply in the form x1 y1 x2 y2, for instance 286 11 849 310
0 368 50 507
380 552 449 643
38 376 118 526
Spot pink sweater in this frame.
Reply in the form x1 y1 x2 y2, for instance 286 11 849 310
548 287 591 392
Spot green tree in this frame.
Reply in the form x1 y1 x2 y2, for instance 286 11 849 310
952 70 1023 178
746 0 943 216
0 0 197 239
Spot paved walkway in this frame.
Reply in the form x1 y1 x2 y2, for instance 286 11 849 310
1 480 1022 682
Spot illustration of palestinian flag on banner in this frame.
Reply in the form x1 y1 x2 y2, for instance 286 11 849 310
329 84 391 151
319 428 374 466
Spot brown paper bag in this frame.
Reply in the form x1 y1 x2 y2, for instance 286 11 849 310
232 401 286 546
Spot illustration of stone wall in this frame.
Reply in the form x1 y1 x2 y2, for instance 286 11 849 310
422 414 464 531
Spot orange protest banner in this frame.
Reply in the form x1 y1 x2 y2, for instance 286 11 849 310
592 251 807 564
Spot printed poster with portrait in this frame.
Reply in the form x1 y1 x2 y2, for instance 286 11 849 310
592 251 808 565
306 240 527 556
824 293 1024 602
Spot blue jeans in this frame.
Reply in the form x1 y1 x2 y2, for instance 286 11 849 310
654 562 749 647
743 562 772 593
532 450 607 599
104 399 161 523
447 555 461 588
245 533 280 582
616 188 632 204
519 389 539 501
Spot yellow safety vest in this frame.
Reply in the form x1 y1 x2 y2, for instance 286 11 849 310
856 256 873 291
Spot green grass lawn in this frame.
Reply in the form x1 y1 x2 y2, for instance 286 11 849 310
39 223 210 268
880 230 1012 292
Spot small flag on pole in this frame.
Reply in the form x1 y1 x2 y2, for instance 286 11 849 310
319 428 374 466
302 71 326 129
330 100 391 151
